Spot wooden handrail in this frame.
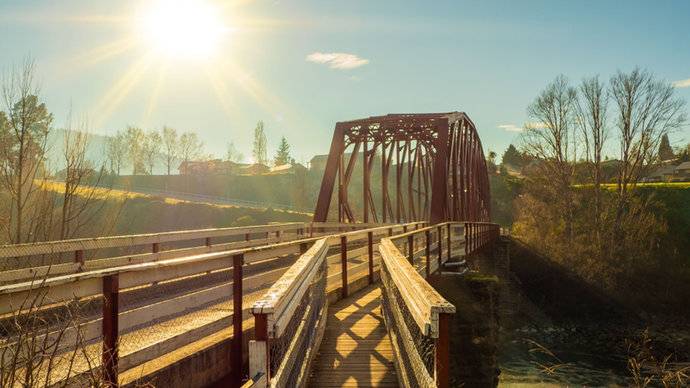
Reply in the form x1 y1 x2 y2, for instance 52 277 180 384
0 223 308 258
379 238 455 337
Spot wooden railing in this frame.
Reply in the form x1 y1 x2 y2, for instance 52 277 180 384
248 222 425 387
0 222 394 387
379 221 500 388
0 222 392 284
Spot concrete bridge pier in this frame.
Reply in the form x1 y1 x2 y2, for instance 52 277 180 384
427 237 510 387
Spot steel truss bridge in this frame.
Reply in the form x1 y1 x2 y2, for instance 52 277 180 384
0 113 499 388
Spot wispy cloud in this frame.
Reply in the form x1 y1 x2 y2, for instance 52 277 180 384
499 122 549 133
525 121 548 129
498 124 523 133
306 52 369 69
672 78 690 88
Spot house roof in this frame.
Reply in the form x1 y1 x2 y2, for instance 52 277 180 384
676 161 690 170
649 165 677 177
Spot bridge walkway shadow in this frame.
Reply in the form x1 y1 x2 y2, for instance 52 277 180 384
308 284 399 387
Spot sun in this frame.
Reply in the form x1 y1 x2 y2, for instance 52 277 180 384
138 0 229 60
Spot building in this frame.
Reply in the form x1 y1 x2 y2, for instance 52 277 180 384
673 161 690 180
309 153 352 171
268 163 307 175
178 159 244 175
238 163 270 175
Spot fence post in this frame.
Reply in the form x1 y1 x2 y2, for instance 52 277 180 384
435 313 451 388
437 225 443 270
245 233 250 242
407 234 414 264
232 253 244 387
75 250 84 270
367 231 374 285
102 274 119 387
205 237 212 247
340 235 348 299
446 223 452 262
403 225 408 233
152 242 160 253
425 230 431 278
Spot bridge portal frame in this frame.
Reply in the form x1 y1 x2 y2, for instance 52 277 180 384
313 112 491 224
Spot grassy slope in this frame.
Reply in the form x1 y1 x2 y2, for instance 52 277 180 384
41 181 312 237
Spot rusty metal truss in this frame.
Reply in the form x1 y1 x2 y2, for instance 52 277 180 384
313 112 491 224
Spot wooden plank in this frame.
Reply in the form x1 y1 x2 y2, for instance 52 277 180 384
0 223 306 259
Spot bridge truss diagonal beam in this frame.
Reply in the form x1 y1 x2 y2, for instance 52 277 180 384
313 112 491 224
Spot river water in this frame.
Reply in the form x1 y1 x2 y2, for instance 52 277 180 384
498 310 690 386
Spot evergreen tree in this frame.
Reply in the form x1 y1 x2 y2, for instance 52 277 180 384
501 144 524 167
252 121 267 165
658 133 675 161
274 136 291 166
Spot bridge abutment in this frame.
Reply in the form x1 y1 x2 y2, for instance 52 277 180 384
428 237 510 387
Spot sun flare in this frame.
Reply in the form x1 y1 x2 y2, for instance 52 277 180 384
138 0 228 60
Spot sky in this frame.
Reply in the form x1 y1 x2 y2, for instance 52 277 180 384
1 0 690 164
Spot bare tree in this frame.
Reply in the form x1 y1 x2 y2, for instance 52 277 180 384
124 126 146 174
575 76 608 248
252 121 267 165
225 141 243 163
609 68 686 250
105 130 127 175
59 117 110 240
0 59 53 244
522 75 578 241
178 132 204 174
161 126 178 175
142 130 161 175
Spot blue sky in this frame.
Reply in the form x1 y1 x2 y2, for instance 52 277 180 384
1 0 689 163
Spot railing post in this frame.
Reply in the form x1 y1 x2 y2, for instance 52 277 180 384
340 235 348 299
407 234 414 264
464 222 469 256
300 242 309 254
102 274 119 387
403 225 408 233
251 312 270 386
435 313 451 388
425 230 431 278
232 253 244 387
367 231 374 285
437 225 443 270
245 233 250 242
152 242 160 253
205 237 212 247
446 223 452 262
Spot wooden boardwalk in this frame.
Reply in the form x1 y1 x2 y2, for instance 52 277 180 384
309 285 399 387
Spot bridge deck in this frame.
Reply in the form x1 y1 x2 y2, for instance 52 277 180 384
309 285 399 387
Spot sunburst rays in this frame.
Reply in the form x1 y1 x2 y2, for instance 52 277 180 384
8 0 306 134
91 53 156 128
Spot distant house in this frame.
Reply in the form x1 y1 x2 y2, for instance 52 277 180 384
643 165 677 182
268 163 308 175
309 153 352 171
238 163 270 175
178 159 243 175
674 162 690 180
